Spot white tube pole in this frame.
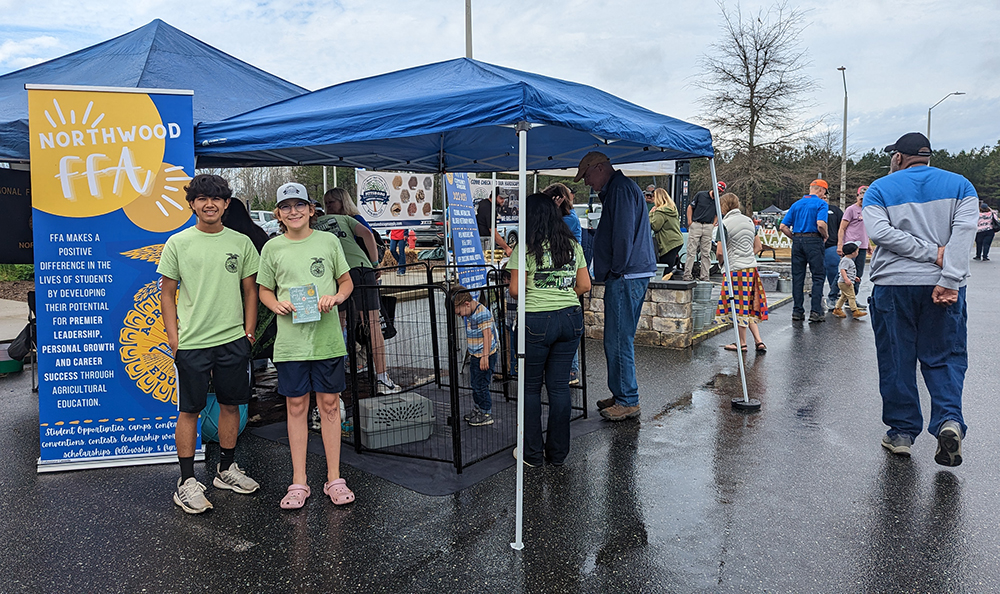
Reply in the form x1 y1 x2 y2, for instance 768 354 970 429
511 122 529 551
490 172 497 261
708 158 750 403
323 165 328 195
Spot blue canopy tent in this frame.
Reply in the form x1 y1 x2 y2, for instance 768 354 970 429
0 19 307 162
195 58 746 549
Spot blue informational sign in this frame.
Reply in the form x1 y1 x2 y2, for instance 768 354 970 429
28 87 196 470
444 173 487 290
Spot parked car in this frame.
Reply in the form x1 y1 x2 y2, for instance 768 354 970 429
261 219 281 237
413 210 445 247
573 203 602 230
250 210 275 227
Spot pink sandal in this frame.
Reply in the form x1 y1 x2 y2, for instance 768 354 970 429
323 478 355 505
280 484 311 509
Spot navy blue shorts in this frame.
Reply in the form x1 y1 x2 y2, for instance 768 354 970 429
275 357 346 397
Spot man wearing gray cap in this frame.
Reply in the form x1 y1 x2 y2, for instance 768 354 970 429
864 132 979 467
574 152 657 421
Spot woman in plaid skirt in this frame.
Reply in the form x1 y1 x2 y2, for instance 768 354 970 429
715 193 769 353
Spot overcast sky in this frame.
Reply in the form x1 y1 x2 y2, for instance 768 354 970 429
2 0 997 157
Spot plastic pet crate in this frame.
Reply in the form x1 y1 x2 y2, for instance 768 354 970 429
359 392 435 449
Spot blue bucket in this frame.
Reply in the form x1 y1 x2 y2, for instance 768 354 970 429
200 393 249 443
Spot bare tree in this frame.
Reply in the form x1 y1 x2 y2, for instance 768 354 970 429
197 166 294 209
697 1 817 207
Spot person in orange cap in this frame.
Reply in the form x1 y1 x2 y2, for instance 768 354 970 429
779 179 830 322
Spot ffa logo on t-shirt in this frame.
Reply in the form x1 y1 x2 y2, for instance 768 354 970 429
225 253 239 273
310 257 325 278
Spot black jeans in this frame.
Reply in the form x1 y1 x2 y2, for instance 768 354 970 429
975 230 995 259
791 237 825 315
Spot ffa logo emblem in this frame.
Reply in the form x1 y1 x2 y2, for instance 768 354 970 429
225 253 239 273
358 175 390 217
310 257 325 277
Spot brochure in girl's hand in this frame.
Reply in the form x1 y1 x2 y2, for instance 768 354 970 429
289 284 321 324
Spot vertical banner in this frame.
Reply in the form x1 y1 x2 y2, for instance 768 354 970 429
356 170 436 229
443 173 487 289
0 168 33 264
28 85 195 471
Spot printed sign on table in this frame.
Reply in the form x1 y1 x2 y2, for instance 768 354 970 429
469 178 519 225
28 85 195 471
356 170 436 229
444 173 487 290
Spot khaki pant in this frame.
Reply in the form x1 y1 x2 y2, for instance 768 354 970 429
684 221 713 281
835 281 858 312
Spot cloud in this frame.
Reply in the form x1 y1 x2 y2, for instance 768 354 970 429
0 35 61 68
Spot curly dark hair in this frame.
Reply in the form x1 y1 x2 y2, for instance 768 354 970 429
184 174 232 203
525 193 575 269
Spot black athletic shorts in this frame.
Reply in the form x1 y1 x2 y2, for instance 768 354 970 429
174 336 252 413
275 357 346 397
349 266 380 313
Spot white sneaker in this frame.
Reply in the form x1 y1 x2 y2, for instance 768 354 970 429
174 477 213 514
213 463 260 494
377 375 402 394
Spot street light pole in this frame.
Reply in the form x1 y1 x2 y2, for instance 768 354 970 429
838 67 847 211
927 92 965 143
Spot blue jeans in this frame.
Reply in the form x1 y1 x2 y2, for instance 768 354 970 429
389 237 406 273
524 306 583 465
870 285 968 440
508 325 518 376
469 352 497 414
604 276 649 406
824 245 841 301
791 237 825 315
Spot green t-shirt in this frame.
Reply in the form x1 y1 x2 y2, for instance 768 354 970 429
313 214 372 269
508 242 586 312
157 226 260 350
257 231 352 362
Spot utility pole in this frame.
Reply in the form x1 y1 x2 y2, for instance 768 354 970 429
465 0 473 59
838 67 847 211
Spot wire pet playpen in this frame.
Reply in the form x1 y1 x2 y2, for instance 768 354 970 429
339 261 589 472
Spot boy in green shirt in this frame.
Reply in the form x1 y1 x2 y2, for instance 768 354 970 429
258 182 356 508
158 174 261 514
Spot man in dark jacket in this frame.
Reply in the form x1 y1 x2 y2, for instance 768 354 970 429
574 152 656 421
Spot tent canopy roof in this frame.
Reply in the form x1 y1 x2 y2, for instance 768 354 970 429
195 58 714 172
0 19 307 161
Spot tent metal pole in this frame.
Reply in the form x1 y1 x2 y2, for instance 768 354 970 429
708 158 750 404
322 166 328 194
490 172 497 261
511 121 529 552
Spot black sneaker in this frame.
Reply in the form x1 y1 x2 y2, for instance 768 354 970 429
934 421 963 467
466 410 494 426
809 311 825 323
881 433 913 456
791 312 805 321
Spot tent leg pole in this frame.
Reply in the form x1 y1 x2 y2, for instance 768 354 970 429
708 159 754 410
511 122 528 552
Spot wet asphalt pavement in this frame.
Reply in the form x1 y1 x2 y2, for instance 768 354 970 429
2 264 999 593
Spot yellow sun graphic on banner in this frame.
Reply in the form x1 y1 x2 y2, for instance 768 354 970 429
28 90 165 218
119 249 176 406
122 162 192 232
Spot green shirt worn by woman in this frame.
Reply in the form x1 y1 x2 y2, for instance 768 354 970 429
508 242 586 312
649 203 683 257
157 226 260 350
313 214 372 269
257 231 352 362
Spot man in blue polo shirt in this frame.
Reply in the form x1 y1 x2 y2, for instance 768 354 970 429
780 180 830 322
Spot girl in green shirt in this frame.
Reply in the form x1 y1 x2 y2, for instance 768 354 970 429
508 194 591 466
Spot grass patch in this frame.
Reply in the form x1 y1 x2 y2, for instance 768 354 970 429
0 264 34 282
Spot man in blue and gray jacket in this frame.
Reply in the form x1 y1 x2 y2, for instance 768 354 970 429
575 151 656 422
864 132 978 467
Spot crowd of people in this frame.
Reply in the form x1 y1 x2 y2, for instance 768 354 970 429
159 131 988 514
